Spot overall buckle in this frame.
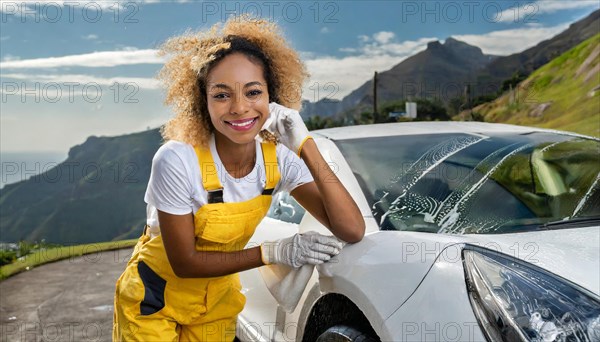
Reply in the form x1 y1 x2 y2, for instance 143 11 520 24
207 189 224 203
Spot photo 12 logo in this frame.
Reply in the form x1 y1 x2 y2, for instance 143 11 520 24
199 1 340 24
1 161 141 185
1 1 139 24
2 321 104 342
400 1 539 24
1 81 140 104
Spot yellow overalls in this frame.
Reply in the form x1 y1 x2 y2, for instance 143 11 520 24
113 142 280 341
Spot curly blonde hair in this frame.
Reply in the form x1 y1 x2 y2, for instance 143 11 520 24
157 15 309 147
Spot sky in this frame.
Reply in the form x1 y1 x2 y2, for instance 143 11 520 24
1 0 599 155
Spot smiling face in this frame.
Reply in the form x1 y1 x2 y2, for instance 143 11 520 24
206 53 270 147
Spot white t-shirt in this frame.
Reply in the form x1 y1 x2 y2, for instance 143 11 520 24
144 135 313 236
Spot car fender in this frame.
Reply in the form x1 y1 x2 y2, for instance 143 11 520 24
314 231 467 339
383 243 487 342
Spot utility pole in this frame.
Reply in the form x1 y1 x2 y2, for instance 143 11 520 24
464 84 471 120
373 71 378 121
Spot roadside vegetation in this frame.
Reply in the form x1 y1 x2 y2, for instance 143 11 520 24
0 239 137 280
460 34 600 137
305 97 450 130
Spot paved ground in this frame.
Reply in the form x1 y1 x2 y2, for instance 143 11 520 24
0 248 133 342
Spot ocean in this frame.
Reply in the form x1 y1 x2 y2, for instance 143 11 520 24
0 151 68 189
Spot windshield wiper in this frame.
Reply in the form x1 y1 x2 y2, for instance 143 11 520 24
538 216 600 229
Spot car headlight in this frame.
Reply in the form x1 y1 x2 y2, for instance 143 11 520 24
463 246 600 342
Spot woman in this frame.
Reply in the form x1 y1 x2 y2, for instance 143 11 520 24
113 15 365 341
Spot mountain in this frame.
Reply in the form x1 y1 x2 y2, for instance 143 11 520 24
472 9 600 97
301 37 497 118
462 33 600 138
300 9 600 119
0 129 162 244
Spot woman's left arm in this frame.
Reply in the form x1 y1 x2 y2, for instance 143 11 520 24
290 138 365 243
266 102 365 243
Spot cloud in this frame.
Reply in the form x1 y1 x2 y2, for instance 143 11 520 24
452 22 569 55
343 31 436 57
0 1 125 13
361 37 436 57
0 49 163 69
1 84 171 153
140 0 191 3
2 54 20 62
303 32 436 101
320 27 330 34
496 0 599 23
0 36 9 41
0 0 191 13
83 34 98 40
1 73 161 89
535 0 600 12
0 115 17 123
304 55 411 102
373 31 395 44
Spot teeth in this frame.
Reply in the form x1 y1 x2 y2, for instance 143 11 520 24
229 118 255 127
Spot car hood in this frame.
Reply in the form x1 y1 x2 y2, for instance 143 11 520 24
462 226 600 296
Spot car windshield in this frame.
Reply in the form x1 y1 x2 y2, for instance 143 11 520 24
335 131 600 234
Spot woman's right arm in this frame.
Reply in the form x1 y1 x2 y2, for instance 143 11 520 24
158 210 342 277
158 210 265 278
147 145 264 277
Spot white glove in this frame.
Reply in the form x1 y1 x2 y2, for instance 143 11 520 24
261 231 343 268
262 102 312 156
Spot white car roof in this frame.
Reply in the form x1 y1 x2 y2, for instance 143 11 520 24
311 121 545 140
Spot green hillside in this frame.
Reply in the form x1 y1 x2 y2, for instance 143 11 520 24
465 34 600 137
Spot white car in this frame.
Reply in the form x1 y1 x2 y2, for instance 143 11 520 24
237 122 600 342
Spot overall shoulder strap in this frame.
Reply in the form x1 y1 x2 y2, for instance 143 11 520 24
194 145 224 203
260 142 281 195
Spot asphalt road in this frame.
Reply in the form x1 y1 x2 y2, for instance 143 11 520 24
0 248 133 342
